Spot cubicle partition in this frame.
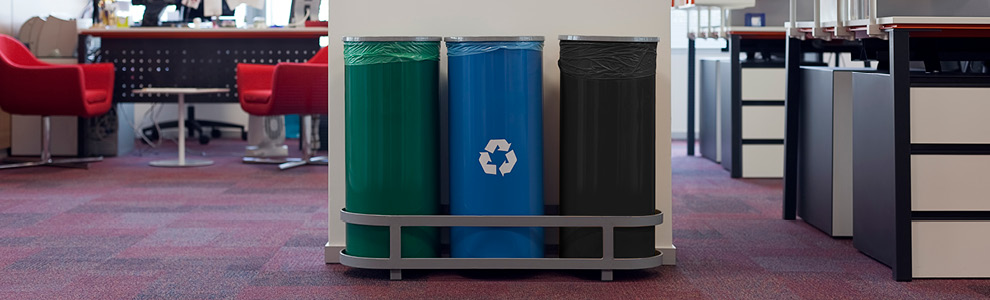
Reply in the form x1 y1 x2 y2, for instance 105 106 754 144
698 58 723 163
795 67 868 238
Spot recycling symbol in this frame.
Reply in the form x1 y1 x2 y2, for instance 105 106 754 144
478 139 517 176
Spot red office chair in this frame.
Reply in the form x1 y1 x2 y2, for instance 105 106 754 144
0 34 113 169
237 47 328 170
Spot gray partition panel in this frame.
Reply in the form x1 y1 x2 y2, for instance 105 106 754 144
719 60 735 173
851 72 897 268
797 67 836 235
700 59 721 163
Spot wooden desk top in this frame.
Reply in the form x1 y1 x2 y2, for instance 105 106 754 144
132 88 230 95
79 27 329 39
791 17 990 32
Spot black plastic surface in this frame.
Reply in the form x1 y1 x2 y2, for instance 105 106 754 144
558 40 657 259
797 68 836 235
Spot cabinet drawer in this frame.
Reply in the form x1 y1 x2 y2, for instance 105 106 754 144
741 144 784 178
912 221 990 278
741 106 785 139
911 88 990 144
912 155 990 211
741 68 786 101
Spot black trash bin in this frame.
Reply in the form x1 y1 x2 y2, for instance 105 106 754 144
558 35 659 259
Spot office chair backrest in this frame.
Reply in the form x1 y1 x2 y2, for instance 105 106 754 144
0 34 46 68
308 47 328 64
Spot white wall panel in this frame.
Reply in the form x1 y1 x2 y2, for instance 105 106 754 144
10 0 89 37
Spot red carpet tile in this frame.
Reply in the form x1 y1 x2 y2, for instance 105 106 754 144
0 139 987 299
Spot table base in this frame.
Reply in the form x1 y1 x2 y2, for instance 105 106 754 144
149 159 214 167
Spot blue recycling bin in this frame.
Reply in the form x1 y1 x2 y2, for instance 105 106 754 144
446 36 545 258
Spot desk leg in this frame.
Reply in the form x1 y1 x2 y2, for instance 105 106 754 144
178 94 186 165
687 39 696 156
782 37 801 220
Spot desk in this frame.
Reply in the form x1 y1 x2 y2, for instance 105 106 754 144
134 88 229 167
691 28 790 178
784 18 990 281
77 27 327 146
78 28 327 103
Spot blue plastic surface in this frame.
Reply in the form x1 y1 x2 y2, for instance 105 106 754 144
447 42 545 258
285 114 300 139
446 41 544 57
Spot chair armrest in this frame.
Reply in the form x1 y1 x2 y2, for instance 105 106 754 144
80 63 115 92
15 64 84 83
271 63 329 107
237 64 276 92
15 64 85 94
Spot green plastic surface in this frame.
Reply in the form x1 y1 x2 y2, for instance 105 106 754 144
344 41 440 258
344 41 440 66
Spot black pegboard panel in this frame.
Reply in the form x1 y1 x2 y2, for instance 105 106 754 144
94 38 320 103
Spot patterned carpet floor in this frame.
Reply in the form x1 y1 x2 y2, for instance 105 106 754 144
0 139 987 299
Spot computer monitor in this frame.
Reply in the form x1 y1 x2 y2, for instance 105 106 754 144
131 0 179 27
289 0 321 24
182 0 235 22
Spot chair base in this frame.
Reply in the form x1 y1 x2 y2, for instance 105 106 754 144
245 145 289 158
142 106 247 145
243 156 328 170
0 156 103 170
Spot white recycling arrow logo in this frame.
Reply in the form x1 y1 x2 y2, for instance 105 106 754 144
478 139 517 176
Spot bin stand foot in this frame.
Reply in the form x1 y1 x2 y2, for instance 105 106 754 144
390 269 402 281
601 270 613 281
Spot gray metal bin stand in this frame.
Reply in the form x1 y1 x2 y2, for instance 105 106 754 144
338 209 663 281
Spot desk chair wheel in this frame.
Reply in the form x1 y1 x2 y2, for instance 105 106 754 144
211 128 222 138
241 131 248 141
198 135 210 145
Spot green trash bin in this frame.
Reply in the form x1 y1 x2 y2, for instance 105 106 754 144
344 36 442 258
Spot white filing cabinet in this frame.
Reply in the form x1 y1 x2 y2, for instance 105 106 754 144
699 60 787 178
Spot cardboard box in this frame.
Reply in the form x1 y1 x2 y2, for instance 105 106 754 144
0 108 10 150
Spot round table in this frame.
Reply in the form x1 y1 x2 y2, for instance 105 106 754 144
132 88 230 167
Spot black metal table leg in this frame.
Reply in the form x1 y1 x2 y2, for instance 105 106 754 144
687 39 697 156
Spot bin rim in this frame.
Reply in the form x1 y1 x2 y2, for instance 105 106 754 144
558 35 660 43
343 36 442 42
444 36 545 42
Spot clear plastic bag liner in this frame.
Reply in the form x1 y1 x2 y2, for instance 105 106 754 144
558 41 657 79
344 41 440 66
446 41 544 57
